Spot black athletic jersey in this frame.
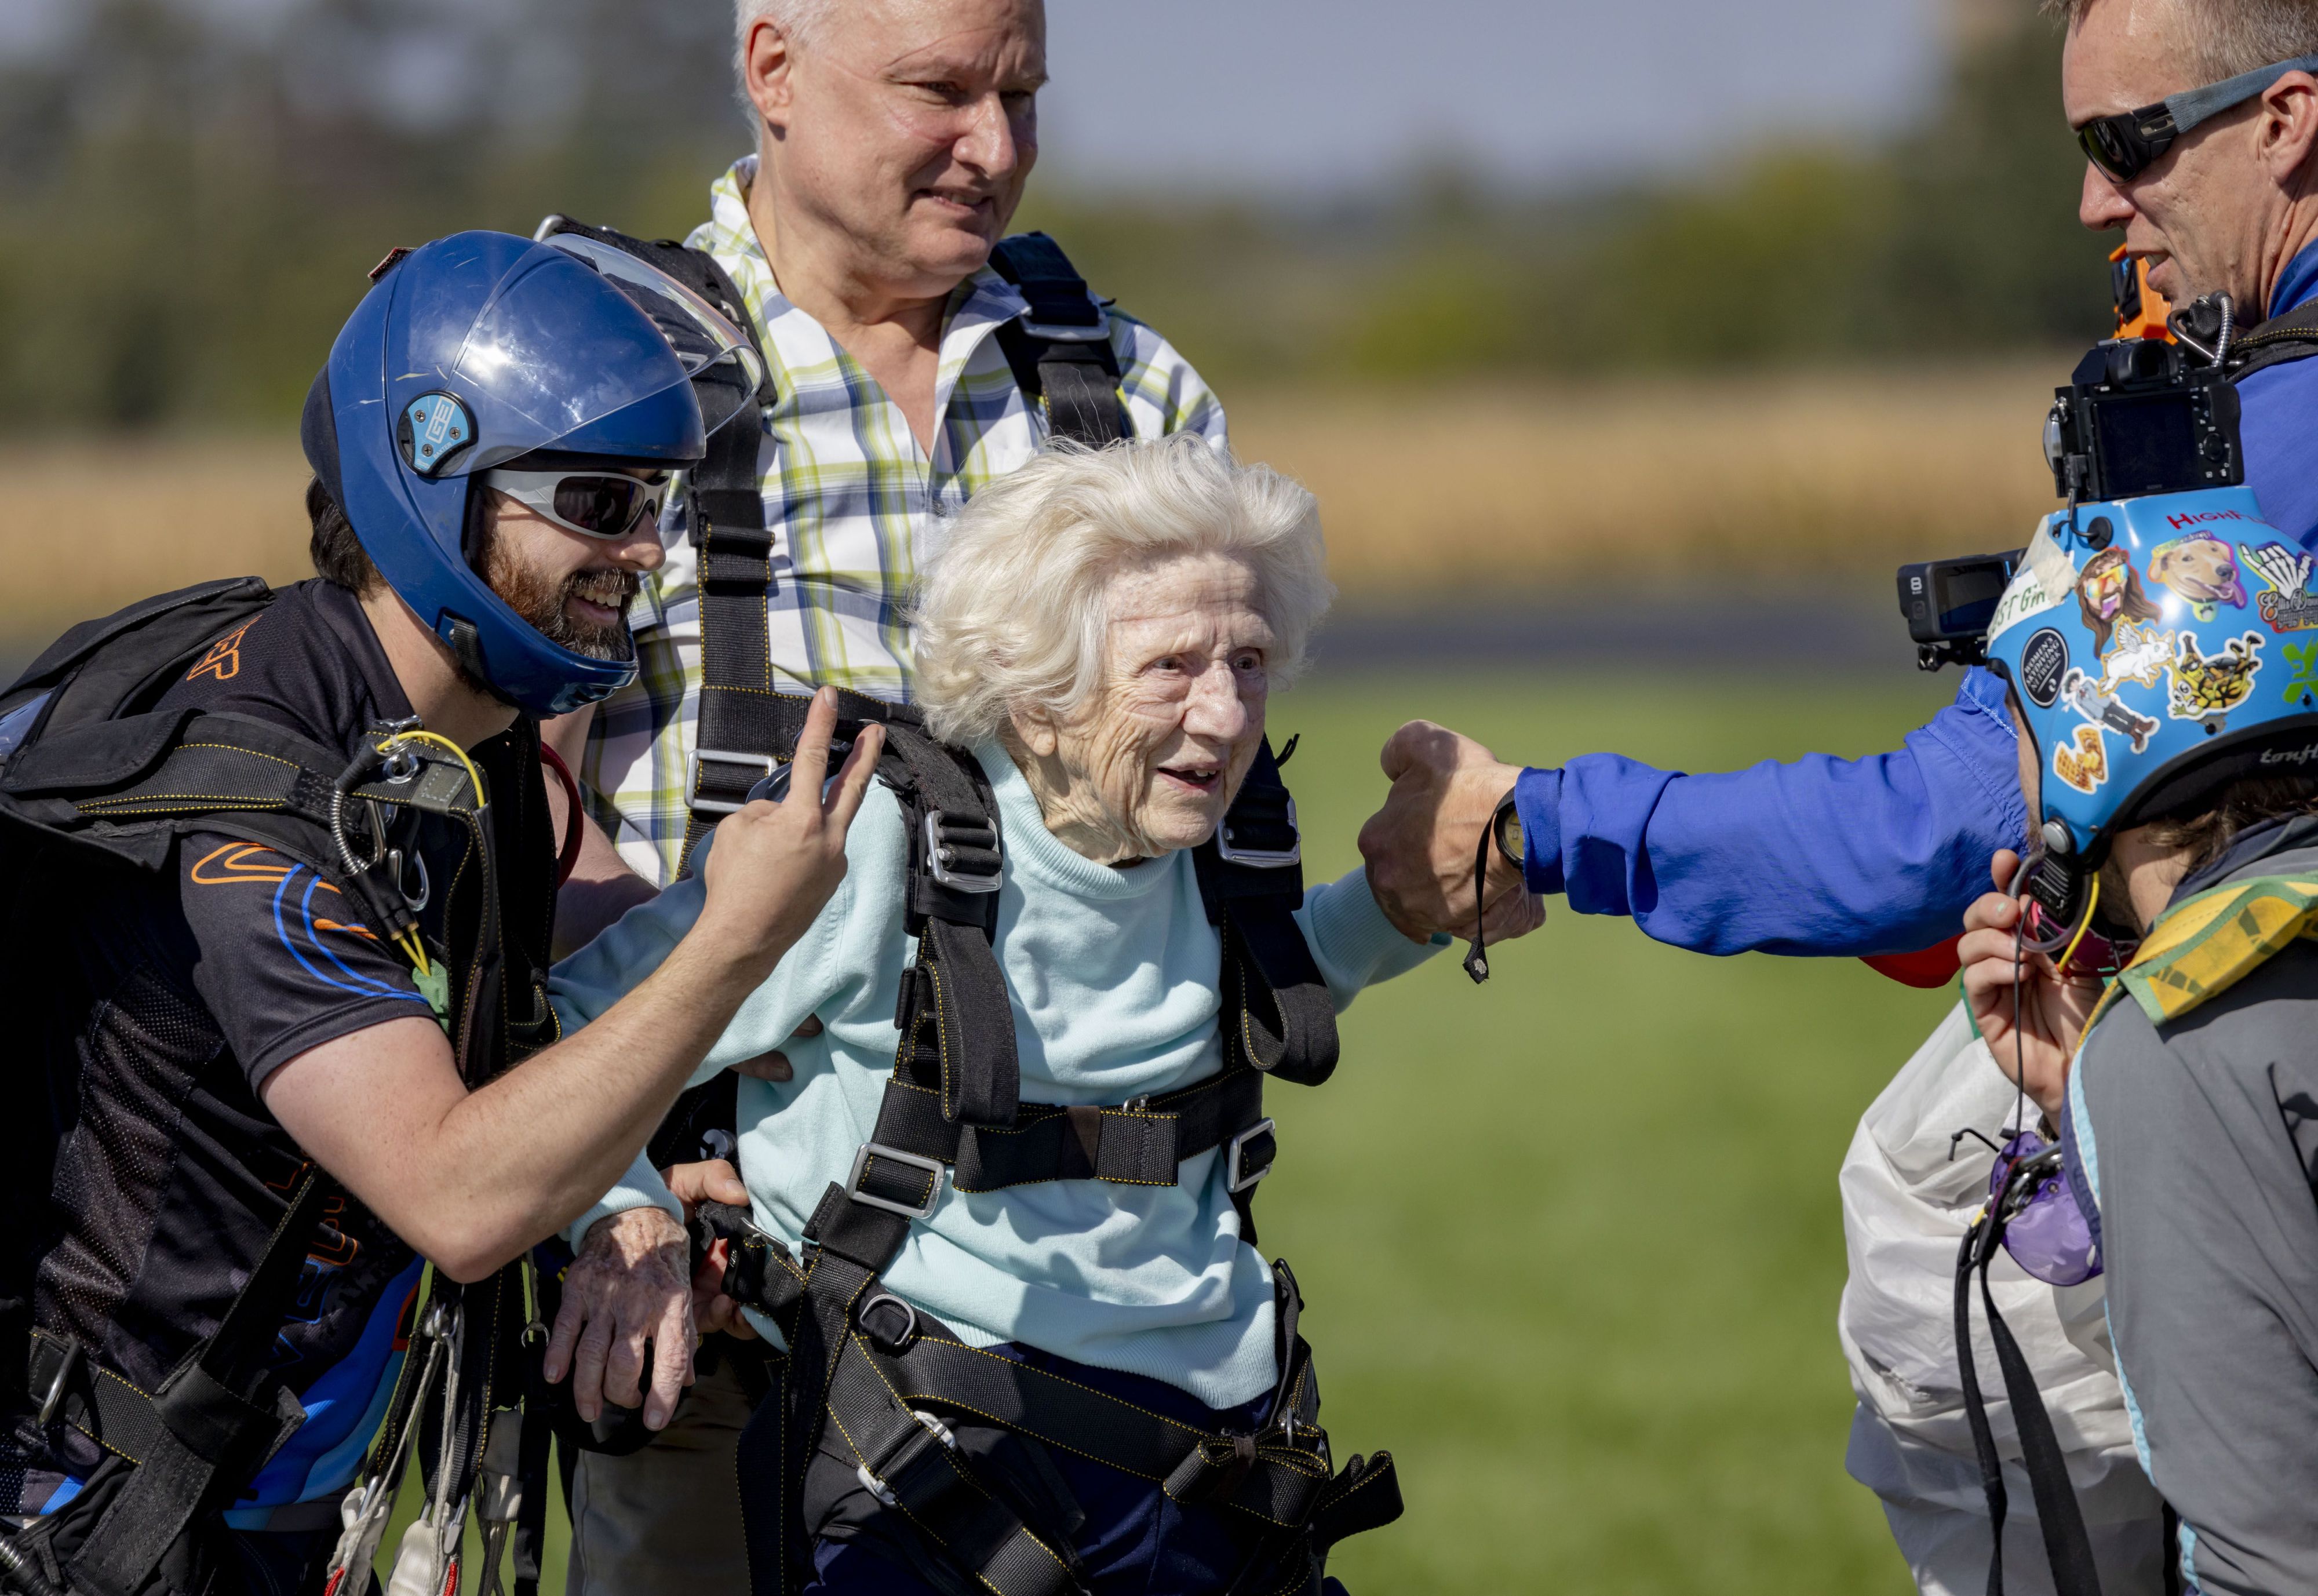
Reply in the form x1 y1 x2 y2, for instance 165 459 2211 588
6 580 557 1520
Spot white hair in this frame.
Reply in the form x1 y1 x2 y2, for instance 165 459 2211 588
914 436 1335 749
734 0 839 82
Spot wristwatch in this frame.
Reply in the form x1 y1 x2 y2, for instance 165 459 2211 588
1491 792 1524 870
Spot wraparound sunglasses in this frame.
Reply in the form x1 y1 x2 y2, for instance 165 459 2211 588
2076 50 2318 182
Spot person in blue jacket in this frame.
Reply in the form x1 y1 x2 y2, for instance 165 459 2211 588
1359 1 2318 963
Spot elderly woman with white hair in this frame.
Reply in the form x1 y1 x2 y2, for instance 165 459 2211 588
549 436 1541 1596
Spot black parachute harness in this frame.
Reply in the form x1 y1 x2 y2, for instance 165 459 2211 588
0 580 566 1596
689 702 1401 1596
530 219 1401 1591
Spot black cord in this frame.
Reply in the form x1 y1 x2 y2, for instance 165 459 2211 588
1461 808 1496 984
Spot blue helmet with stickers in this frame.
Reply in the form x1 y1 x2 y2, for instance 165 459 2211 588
302 231 707 717
1986 486 2318 855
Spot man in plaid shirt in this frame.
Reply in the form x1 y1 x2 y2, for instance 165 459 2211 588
540 1 1227 1590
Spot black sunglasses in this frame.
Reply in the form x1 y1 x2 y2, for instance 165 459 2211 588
2076 51 2318 182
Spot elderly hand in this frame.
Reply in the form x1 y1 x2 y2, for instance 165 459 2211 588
1358 720 1532 941
664 1159 761 1342
1959 851 2103 1119
546 1204 695 1430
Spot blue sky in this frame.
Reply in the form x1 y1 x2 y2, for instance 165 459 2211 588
1038 0 1945 190
1 0 1953 192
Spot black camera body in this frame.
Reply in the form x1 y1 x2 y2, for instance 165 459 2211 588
1900 333 2246 671
1898 551 2022 672
2044 336 2242 504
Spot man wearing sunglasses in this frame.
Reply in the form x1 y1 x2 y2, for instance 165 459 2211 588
1354 1 2318 1591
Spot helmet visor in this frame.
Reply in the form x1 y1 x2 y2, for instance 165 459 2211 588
542 234 766 436
397 242 704 471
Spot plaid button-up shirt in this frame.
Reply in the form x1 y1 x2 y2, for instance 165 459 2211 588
579 157 1230 885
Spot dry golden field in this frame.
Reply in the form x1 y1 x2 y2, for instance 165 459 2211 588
1 365 2062 638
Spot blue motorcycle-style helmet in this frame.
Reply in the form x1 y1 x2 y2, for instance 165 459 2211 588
304 231 708 717
1985 485 2318 860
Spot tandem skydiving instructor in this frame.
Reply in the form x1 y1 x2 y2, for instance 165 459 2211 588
0 234 881 1596
1359 1 2318 1592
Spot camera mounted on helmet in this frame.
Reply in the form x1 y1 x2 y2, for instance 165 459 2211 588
303 231 718 719
1898 296 2318 948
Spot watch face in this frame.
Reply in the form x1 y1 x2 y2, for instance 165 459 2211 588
1494 800 1524 865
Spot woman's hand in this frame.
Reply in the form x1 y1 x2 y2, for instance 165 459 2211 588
663 1159 760 1342
1959 851 2103 1119
545 1205 695 1429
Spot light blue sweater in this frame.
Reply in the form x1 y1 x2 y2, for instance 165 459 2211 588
552 741 1441 1408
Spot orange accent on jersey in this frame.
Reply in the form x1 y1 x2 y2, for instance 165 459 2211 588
184 618 260 684
312 918 378 940
188 841 296 884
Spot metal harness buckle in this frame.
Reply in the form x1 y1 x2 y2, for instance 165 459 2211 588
1225 1118 1277 1195
1216 799 1300 868
688 748 779 816
847 1142 946 1220
923 810 1003 893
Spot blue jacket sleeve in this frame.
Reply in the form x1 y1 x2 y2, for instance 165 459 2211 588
1511 667 2027 957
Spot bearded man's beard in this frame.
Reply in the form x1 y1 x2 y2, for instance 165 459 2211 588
480 522 640 665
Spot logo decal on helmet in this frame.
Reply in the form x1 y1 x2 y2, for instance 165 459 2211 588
398 392 475 476
2018 628 2069 708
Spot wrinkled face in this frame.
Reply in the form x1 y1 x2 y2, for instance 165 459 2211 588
478 473 666 662
753 0 1044 295
2062 0 2273 309
1041 552 1273 859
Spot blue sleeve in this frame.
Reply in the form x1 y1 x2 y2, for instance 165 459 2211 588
2236 360 2318 553
1511 667 2026 957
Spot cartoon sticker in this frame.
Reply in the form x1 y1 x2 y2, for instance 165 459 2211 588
2167 631 2265 724
2058 667 2159 753
2077 546 2163 656
2016 628 2069 708
2099 619 2173 691
2148 533 2248 621
2052 723 2110 795
2245 541 2318 633
1986 523 2078 646
2283 639 2318 707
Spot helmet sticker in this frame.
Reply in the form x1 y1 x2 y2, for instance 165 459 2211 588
2147 533 2248 622
2168 631 2265 726
2246 542 2318 633
2076 547 2163 656
2100 620 2173 690
2283 642 2318 707
399 392 475 476
2058 668 2159 753
1987 524 2078 645
2018 628 2069 708
2053 724 2111 795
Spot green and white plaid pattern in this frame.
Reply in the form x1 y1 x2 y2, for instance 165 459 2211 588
580 156 1229 886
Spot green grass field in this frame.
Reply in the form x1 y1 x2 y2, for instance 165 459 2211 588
1248 664 1959 1595
381 662 1962 1594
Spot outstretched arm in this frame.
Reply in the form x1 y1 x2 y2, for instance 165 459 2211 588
1362 668 2025 959
261 692 882 1282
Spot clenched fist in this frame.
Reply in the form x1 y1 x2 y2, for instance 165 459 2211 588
1358 719 1541 942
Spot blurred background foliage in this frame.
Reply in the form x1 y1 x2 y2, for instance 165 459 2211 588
0 0 2108 428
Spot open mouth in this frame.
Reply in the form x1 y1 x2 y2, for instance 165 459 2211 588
1157 763 1222 795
